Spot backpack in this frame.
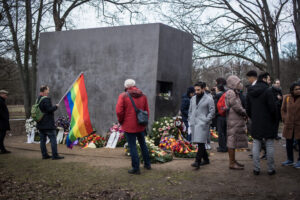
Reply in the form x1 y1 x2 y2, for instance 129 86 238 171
31 96 47 122
217 92 227 117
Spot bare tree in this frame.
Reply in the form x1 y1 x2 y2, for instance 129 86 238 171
52 0 153 31
160 0 290 79
2 0 47 117
1 0 153 117
293 0 300 60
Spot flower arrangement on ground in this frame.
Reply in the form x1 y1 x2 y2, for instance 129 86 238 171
78 133 107 148
25 118 39 141
106 123 126 147
55 116 70 144
150 116 185 145
159 136 198 158
55 116 70 132
210 129 219 142
125 137 173 163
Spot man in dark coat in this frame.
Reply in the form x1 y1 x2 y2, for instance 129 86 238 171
214 84 227 152
272 79 283 140
37 85 64 160
0 90 11 154
246 72 277 175
180 86 195 141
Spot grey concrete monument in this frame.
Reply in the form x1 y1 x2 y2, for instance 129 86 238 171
37 23 193 133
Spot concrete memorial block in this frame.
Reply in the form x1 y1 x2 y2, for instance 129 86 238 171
37 23 193 133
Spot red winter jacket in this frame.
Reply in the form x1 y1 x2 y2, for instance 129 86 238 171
116 86 149 133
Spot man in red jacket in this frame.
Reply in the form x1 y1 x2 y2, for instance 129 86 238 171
116 79 150 174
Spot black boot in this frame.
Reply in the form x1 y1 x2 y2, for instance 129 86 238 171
191 161 200 169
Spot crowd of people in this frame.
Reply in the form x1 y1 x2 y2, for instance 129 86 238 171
181 71 300 175
1 74 299 176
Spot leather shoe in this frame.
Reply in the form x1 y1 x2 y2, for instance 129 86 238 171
0 150 11 154
217 147 227 152
52 156 64 160
128 169 141 175
253 170 260 175
191 162 200 170
268 170 276 176
42 155 51 159
144 165 151 170
200 160 210 166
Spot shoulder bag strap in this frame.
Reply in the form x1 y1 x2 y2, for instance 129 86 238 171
37 96 47 105
126 92 139 113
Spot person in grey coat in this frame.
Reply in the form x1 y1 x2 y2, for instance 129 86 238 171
189 82 215 169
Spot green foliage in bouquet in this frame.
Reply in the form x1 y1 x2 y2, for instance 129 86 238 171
78 134 106 148
150 117 179 145
210 129 219 142
125 137 173 164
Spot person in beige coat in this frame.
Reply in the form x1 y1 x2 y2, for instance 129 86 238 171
226 75 248 170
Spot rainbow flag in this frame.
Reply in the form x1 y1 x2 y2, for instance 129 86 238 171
64 74 93 148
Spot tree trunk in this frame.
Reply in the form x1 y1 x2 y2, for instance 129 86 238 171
293 0 300 60
262 0 280 79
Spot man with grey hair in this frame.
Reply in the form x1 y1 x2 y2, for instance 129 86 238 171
116 79 150 174
0 90 11 154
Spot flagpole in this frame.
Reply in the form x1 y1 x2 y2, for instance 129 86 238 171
57 72 83 104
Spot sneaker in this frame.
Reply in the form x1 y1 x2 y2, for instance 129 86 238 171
294 161 300 169
128 169 141 175
282 160 294 166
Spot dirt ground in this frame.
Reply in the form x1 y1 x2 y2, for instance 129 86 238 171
1 135 300 200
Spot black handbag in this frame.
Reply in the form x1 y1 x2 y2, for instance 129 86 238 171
127 92 148 126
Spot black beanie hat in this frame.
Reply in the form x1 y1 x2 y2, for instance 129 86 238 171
187 86 195 95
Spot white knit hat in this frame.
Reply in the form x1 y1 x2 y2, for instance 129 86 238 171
124 79 136 88
0 90 8 94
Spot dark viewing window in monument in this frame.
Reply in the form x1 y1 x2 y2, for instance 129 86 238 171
157 81 173 100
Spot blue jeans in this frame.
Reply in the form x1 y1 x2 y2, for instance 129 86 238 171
126 131 150 171
39 129 58 158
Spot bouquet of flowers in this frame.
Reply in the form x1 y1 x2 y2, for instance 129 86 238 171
25 118 39 142
210 129 219 142
78 133 107 148
55 116 70 132
125 137 173 163
106 123 126 147
159 136 197 158
150 116 185 145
